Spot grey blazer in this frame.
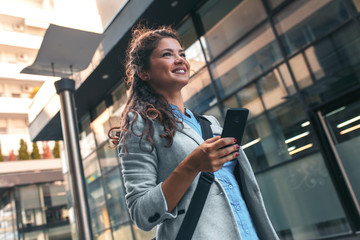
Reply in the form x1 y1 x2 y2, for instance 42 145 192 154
119 113 279 240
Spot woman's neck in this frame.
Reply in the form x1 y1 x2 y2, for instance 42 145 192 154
166 94 186 115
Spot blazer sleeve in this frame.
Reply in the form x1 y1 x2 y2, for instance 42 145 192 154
118 114 178 231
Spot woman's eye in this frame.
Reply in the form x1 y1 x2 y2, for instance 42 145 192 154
180 53 186 58
162 52 171 57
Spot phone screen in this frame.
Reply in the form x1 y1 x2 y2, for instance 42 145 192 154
221 108 249 144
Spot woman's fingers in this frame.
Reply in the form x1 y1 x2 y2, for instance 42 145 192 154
211 137 237 150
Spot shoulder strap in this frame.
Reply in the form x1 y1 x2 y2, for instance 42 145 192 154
193 114 213 140
175 114 214 240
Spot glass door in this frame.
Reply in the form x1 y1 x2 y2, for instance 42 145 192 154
317 98 360 216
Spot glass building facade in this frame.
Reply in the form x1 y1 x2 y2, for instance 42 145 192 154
72 0 360 239
0 181 71 240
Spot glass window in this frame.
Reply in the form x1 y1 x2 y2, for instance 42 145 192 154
91 108 111 145
300 22 360 106
274 0 350 55
42 182 69 225
203 105 223 125
103 169 129 226
200 0 267 59
185 41 206 76
87 179 109 233
79 113 97 158
177 17 198 49
94 229 112 240
257 71 288 110
109 84 128 139
211 23 283 99
289 53 314 89
112 224 134 240
83 152 101 183
198 0 242 34
17 185 44 228
47 225 72 240
224 94 317 171
353 0 360 12
111 83 127 118
321 99 360 204
132 224 156 240
0 191 17 240
182 68 217 114
98 144 118 173
267 0 285 9
257 153 351 239
223 84 265 121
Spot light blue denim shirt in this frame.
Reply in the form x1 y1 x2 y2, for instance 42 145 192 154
171 105 259 239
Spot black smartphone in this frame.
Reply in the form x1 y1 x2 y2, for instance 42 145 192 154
221 108 249 144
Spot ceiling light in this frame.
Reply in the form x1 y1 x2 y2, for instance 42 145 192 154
285 131 310 144
171 1 178 7
340 124 360 135
102 74 109 79
243 138 261 149
337 115 360 128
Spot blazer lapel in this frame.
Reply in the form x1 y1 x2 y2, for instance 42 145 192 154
178 122 204 146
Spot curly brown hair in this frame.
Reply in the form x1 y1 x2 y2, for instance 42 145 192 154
108 25 184 152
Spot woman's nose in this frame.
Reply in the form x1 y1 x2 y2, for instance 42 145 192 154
174 55 184 64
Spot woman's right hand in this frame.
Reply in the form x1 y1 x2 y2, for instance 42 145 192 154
184 136 240 173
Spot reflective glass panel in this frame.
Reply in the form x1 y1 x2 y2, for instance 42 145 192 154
98 144 118 173
91 108 111 145
274 0 350 55
94 229 112 240
257 153 351 239
211 23 282 99
112 224 133 240
224 94 317 171
203 105 223 125
132 224 156 240
83 152 101 183
200 0 267 59
79 113 97 158
47 225 72 240
198 0 242 33
267 0 285 9
0 191 17 240
103 169 129 226
301 22 360 107
41 182 69 225
17 185 44 228
185 40 206 76
182 68 217 114
322 99 360 206
87 179 109 233
177 17 198 49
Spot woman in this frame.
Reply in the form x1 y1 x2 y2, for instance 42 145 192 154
109 25 278 240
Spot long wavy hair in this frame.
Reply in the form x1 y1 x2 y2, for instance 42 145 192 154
108 25 184 152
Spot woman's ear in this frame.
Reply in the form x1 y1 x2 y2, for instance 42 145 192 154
137 71 150 81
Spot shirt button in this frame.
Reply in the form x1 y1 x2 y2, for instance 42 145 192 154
228 185 233 189
236 206 240 211
246 229 249 234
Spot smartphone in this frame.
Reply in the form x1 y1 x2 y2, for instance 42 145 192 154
221 108 249 145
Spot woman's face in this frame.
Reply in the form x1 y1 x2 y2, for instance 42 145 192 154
145 37 190 96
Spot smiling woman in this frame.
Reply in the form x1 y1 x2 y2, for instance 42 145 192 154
108 25 279 240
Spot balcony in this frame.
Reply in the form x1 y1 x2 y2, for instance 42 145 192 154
0 97 32 116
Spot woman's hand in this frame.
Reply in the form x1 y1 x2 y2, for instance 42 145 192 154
162 136 239 212
184 136 240 173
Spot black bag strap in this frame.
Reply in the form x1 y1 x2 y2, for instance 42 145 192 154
175 114 214 240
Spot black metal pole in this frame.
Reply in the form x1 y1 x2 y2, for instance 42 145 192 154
54 78 93 240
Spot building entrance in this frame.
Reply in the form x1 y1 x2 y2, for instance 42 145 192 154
317 96 360 220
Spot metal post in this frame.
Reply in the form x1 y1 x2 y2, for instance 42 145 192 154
54 78 93 240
